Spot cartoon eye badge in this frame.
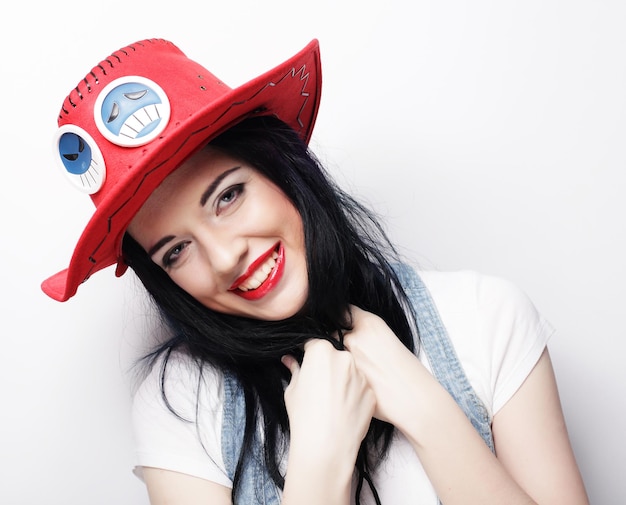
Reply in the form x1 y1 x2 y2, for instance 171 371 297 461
94 76 171 147
54 125 106 194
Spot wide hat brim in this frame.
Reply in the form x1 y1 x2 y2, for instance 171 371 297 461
42 38 321 302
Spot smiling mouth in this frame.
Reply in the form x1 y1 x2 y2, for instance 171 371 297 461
236 250 279 292
229 243 284 300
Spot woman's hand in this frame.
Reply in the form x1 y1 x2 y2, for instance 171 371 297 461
282 338 375 460
342 305 424 426
280 339 375 505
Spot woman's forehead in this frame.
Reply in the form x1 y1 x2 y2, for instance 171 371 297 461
128 149 247 236
149 148 239 203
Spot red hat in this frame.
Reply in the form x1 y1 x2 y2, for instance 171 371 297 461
41 38 322 302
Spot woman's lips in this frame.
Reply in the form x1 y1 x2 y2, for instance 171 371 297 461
229 243 285 300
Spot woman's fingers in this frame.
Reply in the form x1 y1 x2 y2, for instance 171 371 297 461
281 354 300 376
282 338 375 462
342 305 423 424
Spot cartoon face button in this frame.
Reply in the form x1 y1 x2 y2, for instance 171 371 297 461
54 124 106 194
94 76 171 147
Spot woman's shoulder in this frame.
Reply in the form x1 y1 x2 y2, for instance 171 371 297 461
415 268 543 322
414 267 554 352
132 348 224 422
417 267 514 293
412 267 554 416
131 348 231 485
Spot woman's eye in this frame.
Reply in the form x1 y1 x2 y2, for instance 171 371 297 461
216 184 244 214
163 241 189 267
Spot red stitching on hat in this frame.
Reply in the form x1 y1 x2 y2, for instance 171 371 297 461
60 39 170 120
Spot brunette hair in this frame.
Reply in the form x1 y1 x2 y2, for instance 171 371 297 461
123 116 418 504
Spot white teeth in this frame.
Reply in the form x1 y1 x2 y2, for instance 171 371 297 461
248 278 262 289
238 252 278 292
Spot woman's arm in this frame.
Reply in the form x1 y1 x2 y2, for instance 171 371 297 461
142 467 232 505
343 306 589 505
492 349 589 504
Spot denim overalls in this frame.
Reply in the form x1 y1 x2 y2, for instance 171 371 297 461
221 265 494 504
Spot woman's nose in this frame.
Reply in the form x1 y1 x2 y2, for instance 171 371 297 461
198 230 247 276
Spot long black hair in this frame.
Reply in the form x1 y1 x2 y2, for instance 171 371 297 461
123 115 418 504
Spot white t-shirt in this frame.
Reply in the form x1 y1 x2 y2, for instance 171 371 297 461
131 269 553 503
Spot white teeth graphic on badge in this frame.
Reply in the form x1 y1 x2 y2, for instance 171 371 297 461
238 252 279 292
119 104 165 139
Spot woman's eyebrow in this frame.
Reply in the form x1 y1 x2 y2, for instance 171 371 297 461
200 166 241 206
147 235 175 258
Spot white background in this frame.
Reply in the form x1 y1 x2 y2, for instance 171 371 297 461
1 0 624 503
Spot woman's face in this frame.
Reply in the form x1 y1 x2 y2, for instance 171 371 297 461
128 147 308 321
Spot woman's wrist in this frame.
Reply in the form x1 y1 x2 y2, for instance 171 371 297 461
282 441 353 505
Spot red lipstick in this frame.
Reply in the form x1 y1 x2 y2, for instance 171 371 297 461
230 243 285 300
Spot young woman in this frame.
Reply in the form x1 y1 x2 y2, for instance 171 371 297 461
43 38 589 504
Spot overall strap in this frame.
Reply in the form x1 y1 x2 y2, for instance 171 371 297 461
393 264 495 452
221 371 280 505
